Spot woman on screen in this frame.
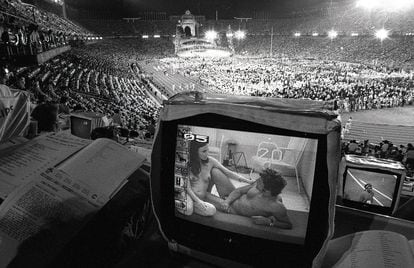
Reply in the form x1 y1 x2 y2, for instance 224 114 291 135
180 139 253 216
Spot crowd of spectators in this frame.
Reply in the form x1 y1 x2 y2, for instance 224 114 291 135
78 19 175 37
75 19 414 71
139 52 413 169
1 0 413 160
158 57 413 113
1 0 89 35
2 30 413 142
233 35 414 71
1 3 414 259
0 0 93 58
77 2 414 38
342 139 414 175
199 5 414 37
1 41 161 137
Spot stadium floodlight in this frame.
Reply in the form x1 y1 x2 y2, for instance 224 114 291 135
142 35 149 39
205 30 218 40
356 0 376 10
226 32 234 38
154 34 161 38
328 30 338 39
375 28 389 41
294 32 301 37
312 32 319 37
234 30 246 39
351 32 359 36
356 0 414 11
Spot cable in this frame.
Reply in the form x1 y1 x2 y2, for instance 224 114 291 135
148 128 172 245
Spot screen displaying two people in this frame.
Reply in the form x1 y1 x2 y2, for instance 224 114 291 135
174 125 319 244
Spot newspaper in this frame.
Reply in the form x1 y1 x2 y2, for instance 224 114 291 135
0 169 101 268
0 136 145 267
0 132 91 199
57 138 145 200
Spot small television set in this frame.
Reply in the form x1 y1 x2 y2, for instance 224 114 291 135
151 92 341 267
70 112 108 139
340 155 406 215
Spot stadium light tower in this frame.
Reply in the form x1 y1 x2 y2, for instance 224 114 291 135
205 30 218 40
375 28 389 41
356 0 376 10
234 30 246 40
234 17 252 30
356 0 414 11
328 30 338 39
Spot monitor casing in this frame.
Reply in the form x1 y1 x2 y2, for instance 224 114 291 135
339 155 406 216
70 112 108 139
151 92 341 267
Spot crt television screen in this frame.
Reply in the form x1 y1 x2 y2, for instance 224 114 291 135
70 116 92 139
173 124 318 245
343 167 399 208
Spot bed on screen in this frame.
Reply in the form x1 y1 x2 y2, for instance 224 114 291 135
176 209 308 244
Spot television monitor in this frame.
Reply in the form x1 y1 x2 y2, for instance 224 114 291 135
70 112 108 139
151 92 341 267
340 155 406 215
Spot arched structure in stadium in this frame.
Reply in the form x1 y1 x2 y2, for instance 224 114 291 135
179 10 197 37
174 10 232 58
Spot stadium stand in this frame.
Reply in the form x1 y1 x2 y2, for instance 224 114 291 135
2 0 414 165
0 0 94 60
1 0 413 138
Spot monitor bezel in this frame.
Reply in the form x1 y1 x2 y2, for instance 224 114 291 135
156 113 330 267
341 165 402 215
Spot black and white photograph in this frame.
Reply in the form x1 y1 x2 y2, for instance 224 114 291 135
0 0 414 267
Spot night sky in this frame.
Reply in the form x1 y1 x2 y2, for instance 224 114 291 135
122 0 332 17
66 0 341 19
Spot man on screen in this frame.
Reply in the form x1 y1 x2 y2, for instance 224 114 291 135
212 168 292 229
359 183 374 204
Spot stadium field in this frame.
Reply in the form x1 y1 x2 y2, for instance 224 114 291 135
340 106 414 126
141 58 414 129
